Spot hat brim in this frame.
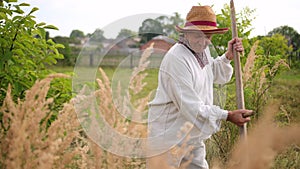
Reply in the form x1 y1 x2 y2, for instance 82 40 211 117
175 25 228 34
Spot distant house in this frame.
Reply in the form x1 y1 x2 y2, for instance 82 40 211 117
69 37 90 47
103 37 140 55
140 35 176 53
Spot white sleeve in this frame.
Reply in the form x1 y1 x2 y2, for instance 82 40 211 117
160 55 228 136
212 54 233 84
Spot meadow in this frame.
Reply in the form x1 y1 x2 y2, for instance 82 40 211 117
2 37 300 168
44 62 300 169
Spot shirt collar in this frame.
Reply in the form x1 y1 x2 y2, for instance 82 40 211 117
178 37 209 69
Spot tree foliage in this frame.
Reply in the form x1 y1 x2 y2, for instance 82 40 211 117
0 0 64 104
116 28 137 39
138 18 164 44
138 13 185 44
268 25 300 52
89 28 106 42
257 34 292 58
52 36 81 66
211 4 256 56
267 25 300 68
70 29 85 39
155 12 184 39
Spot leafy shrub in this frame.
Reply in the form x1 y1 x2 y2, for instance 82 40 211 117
0 0 64 105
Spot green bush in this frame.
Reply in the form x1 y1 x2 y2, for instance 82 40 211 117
0 0 64 104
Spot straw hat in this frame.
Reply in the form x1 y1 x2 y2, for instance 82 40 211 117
176 6 228 34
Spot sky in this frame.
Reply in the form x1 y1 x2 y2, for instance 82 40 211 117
20 0 300 38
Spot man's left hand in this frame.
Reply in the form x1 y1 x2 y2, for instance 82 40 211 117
225 38 244 60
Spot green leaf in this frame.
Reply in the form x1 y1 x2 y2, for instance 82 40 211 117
27 59 35 65
0 7 12 15
55 43 65 49
43 24 59 30
37 27 46 38
19 3 30 6
44 56 57 64
3 51 13 62
12 15 22 21
13 48 25 57
7 59 14 65
36 22 46 27
13 5 24 14
28 7 39 15
47 39 55 45
0 12 7 19
7 0 18 2
56 53 64 59
12 9 24 14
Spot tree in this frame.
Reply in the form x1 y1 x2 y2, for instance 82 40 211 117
268 25 300 51
0 0 64 104
89 28 106 42
155 12 184 39
257 34 292 58
52 36 72 66
116 28 137 39
138 18 164 44
267 25 300 67
211 4 255 57
70 29 85 39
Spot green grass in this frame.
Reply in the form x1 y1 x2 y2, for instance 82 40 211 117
48 65 159 100
48 66 75 73
275 69 300 81
269 69 300 123
269 69 300 169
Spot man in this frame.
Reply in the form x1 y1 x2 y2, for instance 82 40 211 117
147 5 252 169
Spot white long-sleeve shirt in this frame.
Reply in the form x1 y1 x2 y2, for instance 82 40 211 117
147 43 233 159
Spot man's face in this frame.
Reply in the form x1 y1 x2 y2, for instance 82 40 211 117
184 31 212 53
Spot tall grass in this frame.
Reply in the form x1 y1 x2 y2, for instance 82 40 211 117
206 40 295 167
224 101 300 169
0 74 83 168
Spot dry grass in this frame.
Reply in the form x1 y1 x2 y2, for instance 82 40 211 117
0 73 83 169
241 40 290 116
70 44 155 168
243 41 259 85
225 100 300 169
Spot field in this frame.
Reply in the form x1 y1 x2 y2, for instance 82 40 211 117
49 65 300 128
51 66 300 119
1 63 299 169
269 69 300 123
52 65 300 159
50 65 159 102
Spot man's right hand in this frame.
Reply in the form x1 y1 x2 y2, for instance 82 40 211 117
227 109 253 126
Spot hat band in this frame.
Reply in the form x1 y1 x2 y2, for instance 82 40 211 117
185 21 217 27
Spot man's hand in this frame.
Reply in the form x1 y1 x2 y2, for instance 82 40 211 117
227 109 253 127
225 37 244 60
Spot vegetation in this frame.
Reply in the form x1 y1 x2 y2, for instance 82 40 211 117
212 4 255 56
0 0 64 105
138 13 184 43
0 0 299 168
267 26 300 68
